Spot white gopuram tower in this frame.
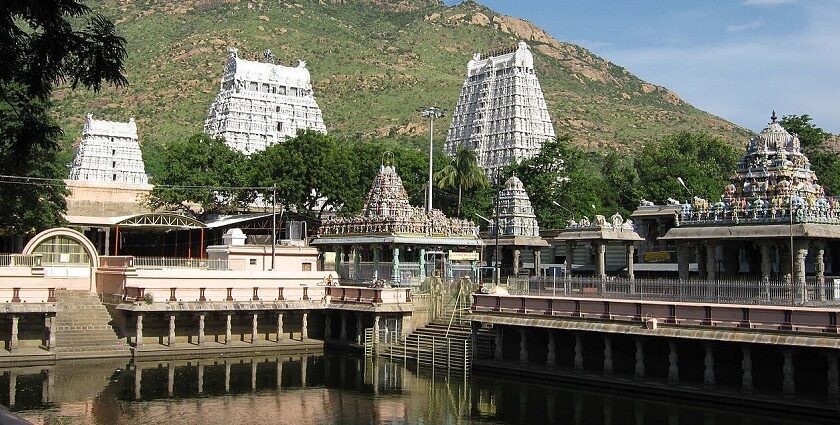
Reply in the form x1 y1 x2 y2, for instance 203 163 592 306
445 41 555 178
204 48 327 154
69 113 149 185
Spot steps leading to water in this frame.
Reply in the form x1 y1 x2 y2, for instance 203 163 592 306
53 290 130 358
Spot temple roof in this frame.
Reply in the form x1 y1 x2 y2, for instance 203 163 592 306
223 48 312 88
83 113 137 139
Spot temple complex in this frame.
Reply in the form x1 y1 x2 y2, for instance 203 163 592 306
445 41 555 178
204 48 327 154
659 112 840 300
484 176 548 276
313 162 482 285
68 113 148 186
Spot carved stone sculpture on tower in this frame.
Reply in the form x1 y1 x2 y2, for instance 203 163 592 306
204 48 327 154
445 41 555 178
68 113 149 186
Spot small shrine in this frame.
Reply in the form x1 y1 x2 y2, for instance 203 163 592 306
484 176 549 277
553 212 643 280
661 112 840 300
313 160 482 285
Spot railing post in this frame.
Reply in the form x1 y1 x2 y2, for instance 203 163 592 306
226 288 233 301
169 288 177 302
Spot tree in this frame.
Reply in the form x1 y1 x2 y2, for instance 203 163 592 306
0 0 127 233
601 151 641 217
507 135 608 229
434 145 488 216
148 134 252 218
635 132 739 204
780 114 840 196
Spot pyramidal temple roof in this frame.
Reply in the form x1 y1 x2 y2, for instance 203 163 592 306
491 176 540 237
68 113 149 186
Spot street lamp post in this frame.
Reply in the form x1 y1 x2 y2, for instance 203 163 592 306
418 106 445 213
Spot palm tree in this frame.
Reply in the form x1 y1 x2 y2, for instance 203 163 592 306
434 145 488 216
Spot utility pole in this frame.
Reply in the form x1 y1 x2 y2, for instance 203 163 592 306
417 106 445 213
271 184 277 271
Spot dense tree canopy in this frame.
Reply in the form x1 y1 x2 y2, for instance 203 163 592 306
635 132 739 205
0 0 127 233
148 134 252 218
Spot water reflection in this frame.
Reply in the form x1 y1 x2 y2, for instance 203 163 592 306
0 354 832 425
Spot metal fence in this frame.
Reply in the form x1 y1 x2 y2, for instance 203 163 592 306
132 257 242 270
517 276 840 306
0 254 42 267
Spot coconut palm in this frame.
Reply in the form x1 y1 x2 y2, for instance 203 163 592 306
434 145 488 216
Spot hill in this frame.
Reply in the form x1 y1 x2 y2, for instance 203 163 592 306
51 0 754 175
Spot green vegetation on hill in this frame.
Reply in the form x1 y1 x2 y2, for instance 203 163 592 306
53 0 753 178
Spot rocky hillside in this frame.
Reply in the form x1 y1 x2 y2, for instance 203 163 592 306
53 0 753 174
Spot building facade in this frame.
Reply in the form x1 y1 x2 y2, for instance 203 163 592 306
204 48 327 154
68 113 148 185
445 41 555 178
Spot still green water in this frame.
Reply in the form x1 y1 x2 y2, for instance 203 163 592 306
0 353 832 425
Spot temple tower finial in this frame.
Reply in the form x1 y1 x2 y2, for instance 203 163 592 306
771 110 777 123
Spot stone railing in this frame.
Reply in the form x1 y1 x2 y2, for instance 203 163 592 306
325 286 411 304
0 287 56 303
318 218 478 238
124 284 328 304
472 293 840 334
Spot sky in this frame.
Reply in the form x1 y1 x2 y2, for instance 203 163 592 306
478 0 840 134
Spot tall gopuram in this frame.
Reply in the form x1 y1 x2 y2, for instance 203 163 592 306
313 160 482 285
485 176 548 277
445 41 555 178
204 48 327 154
68 113 148 185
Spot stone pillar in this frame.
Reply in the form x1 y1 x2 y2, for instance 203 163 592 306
494 326 503 360
534 249 542 277
168 314 176 347
703 343 715 387
197 361 204 394
334 245 342 274
392 246 400 283
518 328 528 363
251 313 259 344
565 241 575 278
815 241 826 301
134 313 143 348
372 244 381 272
42 369 54 403
46 314 56 350
251 359 257 390
677 244 690 281
197 313 206 346
741 346 753 393
828 351 839 403
626 244 635 282
668 340 679 385
783 349 795 397
225 313 232 344
760 243 772 282
634 338 645 379
372 314 380 344
276 313 284 342
8 371 15 407
706 242 717 282
574 333 583 371
794 241 809 302
340 312 347 342
513 249 521 276
419 247 427 280
546 330 556 367
595 242 607 281
352 245 361 278
603 335 613 376
324 313 332 341
104 228 111 256
301 312 308 340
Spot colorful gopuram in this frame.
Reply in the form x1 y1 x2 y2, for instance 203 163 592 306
313 162 482 285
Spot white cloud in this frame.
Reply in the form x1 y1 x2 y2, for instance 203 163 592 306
599 3 840 133
743 0 797 6
725 19 764 32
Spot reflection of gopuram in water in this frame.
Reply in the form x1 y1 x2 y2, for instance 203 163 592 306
1 354 833 425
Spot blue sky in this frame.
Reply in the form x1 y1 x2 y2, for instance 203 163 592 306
479 0 840 133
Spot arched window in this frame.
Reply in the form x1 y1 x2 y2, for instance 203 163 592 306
30 235 92 265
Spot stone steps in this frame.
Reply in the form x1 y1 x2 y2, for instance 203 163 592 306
53 289 129 356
